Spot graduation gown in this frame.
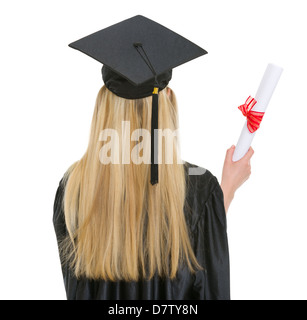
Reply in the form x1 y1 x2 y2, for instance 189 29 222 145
53 162 230 300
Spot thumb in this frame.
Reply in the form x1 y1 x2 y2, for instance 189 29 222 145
226 145 236 161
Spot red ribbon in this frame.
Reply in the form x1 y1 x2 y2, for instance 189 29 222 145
238 96 265 133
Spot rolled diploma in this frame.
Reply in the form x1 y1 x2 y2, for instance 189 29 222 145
232 63 283 162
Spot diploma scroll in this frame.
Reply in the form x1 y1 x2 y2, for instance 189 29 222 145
232 63 283 162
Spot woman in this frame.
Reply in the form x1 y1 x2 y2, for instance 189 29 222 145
53 15 254 300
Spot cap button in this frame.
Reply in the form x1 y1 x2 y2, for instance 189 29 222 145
133 42 143 48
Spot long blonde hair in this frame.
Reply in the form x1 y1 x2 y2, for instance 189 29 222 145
62 86 202 281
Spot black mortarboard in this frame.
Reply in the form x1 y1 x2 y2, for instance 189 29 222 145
69 15 207 185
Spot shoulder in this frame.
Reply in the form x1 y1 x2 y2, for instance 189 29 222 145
53 167 73 209
53 175 68 210
53 172 69 230
184 161 220 205
53 177 65 213
183 161 225 228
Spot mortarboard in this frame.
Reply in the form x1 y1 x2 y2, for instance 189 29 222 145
69 15 207 185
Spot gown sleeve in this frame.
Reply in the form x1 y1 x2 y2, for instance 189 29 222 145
192 175 230 300
53 178 78 299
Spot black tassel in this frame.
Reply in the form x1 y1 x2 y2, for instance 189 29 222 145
133 42 160 185
150 88 159 185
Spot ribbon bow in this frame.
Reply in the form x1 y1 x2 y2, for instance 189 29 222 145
238 96 265 133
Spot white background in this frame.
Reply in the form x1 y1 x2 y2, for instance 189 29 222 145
0 0 306 300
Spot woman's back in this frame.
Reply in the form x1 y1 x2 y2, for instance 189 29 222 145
53 162 230 300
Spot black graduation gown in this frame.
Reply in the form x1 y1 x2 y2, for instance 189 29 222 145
53 162 230 300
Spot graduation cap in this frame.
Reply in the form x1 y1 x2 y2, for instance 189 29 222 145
69 15 207 185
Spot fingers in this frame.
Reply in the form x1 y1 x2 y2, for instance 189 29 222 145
242 146 254 161
225 145 254 163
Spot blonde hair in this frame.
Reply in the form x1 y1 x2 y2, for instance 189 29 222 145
62 86 202 281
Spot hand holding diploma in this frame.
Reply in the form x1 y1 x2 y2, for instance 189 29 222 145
221 145 254 214
232 63 283 161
